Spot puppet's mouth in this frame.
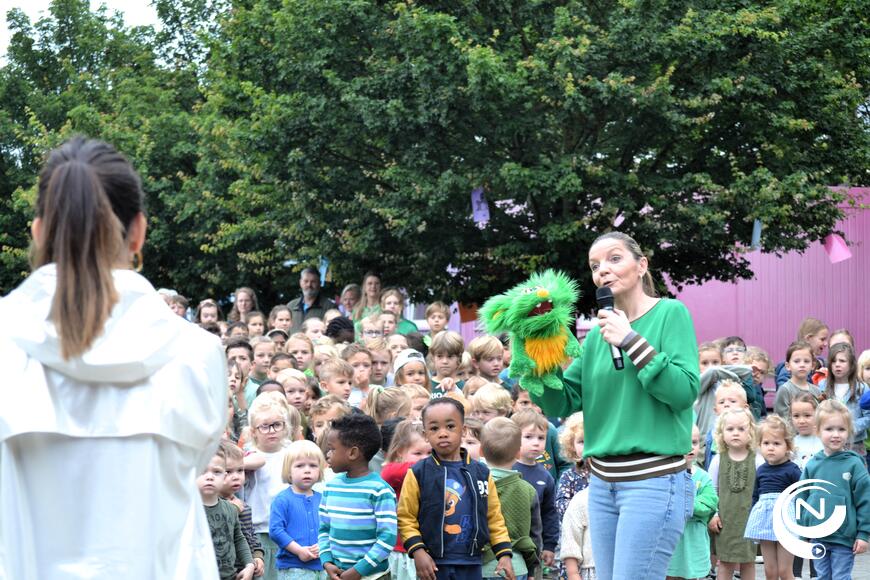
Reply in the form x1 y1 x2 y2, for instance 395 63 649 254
529 301 553 316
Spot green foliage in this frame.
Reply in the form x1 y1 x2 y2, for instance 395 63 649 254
1 0 867 312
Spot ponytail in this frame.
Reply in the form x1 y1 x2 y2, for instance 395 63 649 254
33 137 144 359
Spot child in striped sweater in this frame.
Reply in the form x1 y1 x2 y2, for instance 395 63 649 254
319 414 397 580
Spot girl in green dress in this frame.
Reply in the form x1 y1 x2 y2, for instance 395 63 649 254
707 408 762 580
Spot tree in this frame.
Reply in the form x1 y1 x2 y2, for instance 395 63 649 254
2 0 867 313
196 0 868 311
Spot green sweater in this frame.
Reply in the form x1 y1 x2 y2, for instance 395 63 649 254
531 298 699 460
800 450 870 547
482 468 539 575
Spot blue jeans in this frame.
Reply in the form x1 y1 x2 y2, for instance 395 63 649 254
814 542 855 580
588 471 693 580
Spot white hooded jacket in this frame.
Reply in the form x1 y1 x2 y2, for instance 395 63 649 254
0 265 226 579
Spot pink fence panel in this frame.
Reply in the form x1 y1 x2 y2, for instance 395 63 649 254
674 202 869 367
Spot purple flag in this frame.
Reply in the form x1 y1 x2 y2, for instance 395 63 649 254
471 187 490 226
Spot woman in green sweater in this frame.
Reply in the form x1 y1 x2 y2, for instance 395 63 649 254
531 232 700 579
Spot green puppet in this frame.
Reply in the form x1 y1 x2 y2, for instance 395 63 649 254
478 269 582 397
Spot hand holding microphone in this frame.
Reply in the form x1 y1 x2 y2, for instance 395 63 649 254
596 287 631 370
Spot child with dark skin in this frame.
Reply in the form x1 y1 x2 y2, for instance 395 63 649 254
401 399 516 580
320 415 396 580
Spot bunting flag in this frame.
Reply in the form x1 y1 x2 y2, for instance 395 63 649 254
823 233 851 264
471 187 490 227
319 257 330 282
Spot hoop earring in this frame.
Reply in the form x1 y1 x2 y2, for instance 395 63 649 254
131 251 143 272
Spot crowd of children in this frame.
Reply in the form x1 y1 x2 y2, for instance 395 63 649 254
178 284 870 580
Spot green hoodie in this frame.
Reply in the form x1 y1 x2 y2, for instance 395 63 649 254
799 450 870 547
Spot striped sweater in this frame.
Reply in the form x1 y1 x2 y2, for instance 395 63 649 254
318 472 397 576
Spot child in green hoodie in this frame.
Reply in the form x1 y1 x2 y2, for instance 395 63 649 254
799 400 870 579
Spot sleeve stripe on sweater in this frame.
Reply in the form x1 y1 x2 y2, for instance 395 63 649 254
623 334 657 370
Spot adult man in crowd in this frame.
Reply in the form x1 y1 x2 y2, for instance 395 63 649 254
287 267 336 333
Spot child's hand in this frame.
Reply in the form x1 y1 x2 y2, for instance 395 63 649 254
308 544 320 558
542 550 555 567
253 557 264 576
339 568 361 580
413 549 438 580
495 555 516 580
708 514 722 534
297 547 318 562
324 563 342 580
854 539 868 554
440 378 457 393
229 496 245 512
235 563 255 580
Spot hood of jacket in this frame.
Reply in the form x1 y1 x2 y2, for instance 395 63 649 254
1 264 189 383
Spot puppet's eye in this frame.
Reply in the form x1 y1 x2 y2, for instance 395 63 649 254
521 286 539 294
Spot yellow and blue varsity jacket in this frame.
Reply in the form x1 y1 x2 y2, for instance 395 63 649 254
397 448 512 562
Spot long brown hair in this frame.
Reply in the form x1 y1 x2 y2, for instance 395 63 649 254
33 136 144 359
824 343 860 403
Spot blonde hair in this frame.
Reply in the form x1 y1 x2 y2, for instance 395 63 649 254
309 395 352 421
558 412 585 462
281 440 326 484
315 343 340 359
714 408 757 452
249 335 274 349
379 287 406 312
385 419 426 463
399 383 430 401
715 379 748 404
248 392 302 448
797 317 828 341
481 417 522 465
698 341 722 355
510 409 549 432
287 332 315 353
276 368 308 389
756 415 795 454
816 399 854 441
366 386 412 424
745 346 772 371
858 349 870 376
462 375 488 398
468 335 504 361
319 357 354 382
471 383 513 415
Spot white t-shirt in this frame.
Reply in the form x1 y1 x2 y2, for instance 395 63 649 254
247 448 290 533
793 435 824 470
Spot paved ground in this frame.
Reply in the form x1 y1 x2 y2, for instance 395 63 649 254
748 551 870 579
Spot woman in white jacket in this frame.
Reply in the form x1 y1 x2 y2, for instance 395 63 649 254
0 137 227 579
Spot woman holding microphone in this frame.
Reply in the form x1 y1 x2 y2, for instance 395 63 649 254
531 232 700 579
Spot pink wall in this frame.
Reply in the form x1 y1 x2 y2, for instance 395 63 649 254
673 201 869 365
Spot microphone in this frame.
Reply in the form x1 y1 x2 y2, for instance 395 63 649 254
596 286 625 371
